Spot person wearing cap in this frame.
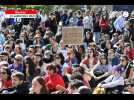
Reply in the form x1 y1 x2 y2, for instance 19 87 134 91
114 11 129 33
8 54 24 73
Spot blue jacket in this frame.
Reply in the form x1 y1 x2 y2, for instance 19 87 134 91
9 64 23 73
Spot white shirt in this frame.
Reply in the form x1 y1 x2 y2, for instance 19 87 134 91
83 15 93 31
101 75 124 88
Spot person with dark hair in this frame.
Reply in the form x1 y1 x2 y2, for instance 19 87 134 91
0 51 12 64
54 52 65 75
88 54 112 88
68 79 84 94
84 31 94 49
80 47 98 72
74 45 86 64
78 86 92 94
118 55 134 81
34 52 43 76
29 76 49 94
24 56 36 82
97 66 124 94
0 72 29 94
44 63 65 93
0 67 12 89
108 49 120 66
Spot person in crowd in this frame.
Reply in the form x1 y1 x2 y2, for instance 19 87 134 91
99 15 109 34
54 52 65 76
80 47 98 72
0 67 12 89
23 56 36 82
0 72 29 94
68 11 78 26
44 63 65 93
8 54 24 73
114 11 129 34
29 76 49 94
97 66 124 94
62 48 78 76
84 31 94 48
123 43 134 61
118 55 134 81
77 86 92 94
83 10 93 38
128 12 134 48
108 49 120 66
93 13 101 45
89 54 112 88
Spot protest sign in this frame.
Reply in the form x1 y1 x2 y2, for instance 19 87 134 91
62 26 84 45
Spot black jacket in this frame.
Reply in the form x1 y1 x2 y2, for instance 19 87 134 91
0 82 30 94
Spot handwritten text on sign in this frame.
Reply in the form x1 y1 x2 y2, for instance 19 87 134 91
62 27 84 45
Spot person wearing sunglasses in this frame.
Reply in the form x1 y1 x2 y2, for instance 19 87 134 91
119 55 134 81
8 54 24 73
89 54 112 89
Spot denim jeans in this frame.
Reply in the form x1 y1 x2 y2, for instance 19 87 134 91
93 32 100 44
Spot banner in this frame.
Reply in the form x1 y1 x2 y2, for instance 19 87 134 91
4 10 38 18
62 26 84 45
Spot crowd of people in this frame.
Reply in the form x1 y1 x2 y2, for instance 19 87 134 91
0 7 134 94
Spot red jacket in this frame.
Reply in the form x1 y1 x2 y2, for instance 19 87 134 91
44 73 65 92
99 19 109 30
1 80 12 89
129 48 134 61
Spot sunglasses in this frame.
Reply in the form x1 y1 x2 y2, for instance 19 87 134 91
5 47 10 49
120 59 125 62
56 56 60 59
0 72 7 75
29 50 33 53
67 52 72 55
15 58 21 61
101 58 106 60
